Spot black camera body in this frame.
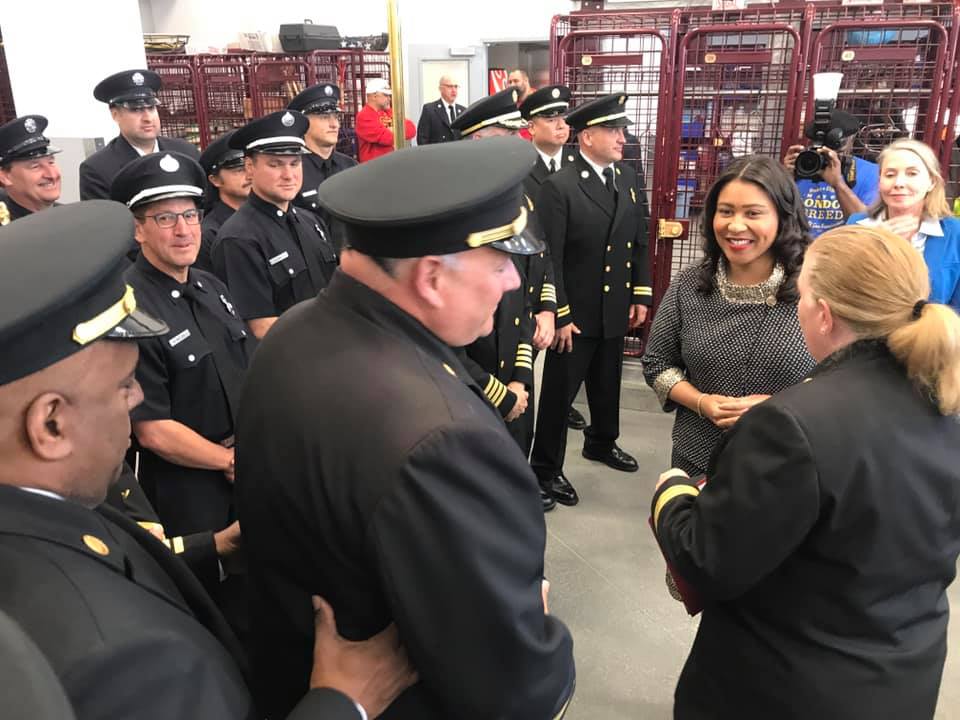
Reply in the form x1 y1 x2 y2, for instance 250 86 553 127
794 99 852 183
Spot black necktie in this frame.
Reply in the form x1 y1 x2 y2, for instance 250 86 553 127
286 214 326 293
603 167 617 197
549 158 557 174
447 105 455 125
181 282 246 420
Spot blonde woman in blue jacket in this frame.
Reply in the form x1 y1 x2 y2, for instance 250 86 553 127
848 138 960 310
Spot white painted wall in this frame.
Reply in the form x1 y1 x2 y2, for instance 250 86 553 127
4 0 147 140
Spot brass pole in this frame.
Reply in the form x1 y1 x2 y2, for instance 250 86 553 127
386 0 407 151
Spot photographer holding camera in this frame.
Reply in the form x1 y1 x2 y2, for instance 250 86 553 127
784 107 879 238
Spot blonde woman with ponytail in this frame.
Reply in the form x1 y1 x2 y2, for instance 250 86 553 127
650 225 960 720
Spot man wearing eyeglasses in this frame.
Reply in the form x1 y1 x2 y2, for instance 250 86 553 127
79 69 199 201
110 151 256 641
416 75 466 146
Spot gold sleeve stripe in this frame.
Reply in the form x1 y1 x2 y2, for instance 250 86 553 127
557 305 571 318
484 375 509 407
653 485 700 531
137 521 165 537
516 361 534 370
633 286 653 296
172 536 186 555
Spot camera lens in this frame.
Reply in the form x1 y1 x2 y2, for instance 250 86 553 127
794 149 825 180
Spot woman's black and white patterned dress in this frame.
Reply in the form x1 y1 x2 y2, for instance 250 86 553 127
642 261 815 475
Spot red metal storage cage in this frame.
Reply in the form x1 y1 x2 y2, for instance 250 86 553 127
805 18 951 161
249 56 314 117
196 55 252 149
660 22 804 288
147 55 203 150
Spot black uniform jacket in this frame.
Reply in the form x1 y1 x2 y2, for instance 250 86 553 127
295 150 357 252
211 192 337 320
0 192 58 222
0 607 77 720
235 271 576 720
0 486 252 720
79 134 199 200
125 254 256 536
197 200 235 273
538 151 652 337
107 462 221 592
522 147 578 199
458 267 535 417
651 340 960 720
517 191 557 316
416 99 466 145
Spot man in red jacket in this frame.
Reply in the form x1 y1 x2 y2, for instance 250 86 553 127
354 79 415 163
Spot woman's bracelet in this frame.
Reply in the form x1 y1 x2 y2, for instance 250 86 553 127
696 392 706 418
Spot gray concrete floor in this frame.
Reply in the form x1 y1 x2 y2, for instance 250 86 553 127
543 385 960 719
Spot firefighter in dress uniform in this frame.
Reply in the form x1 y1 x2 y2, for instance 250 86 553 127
287 83 358 251
530 93 653 506
234 136 576 719
0 115 62 224
196 130 250 273
111 151 255 641
451 89 555 510
210 110 338 338
79 69 199 201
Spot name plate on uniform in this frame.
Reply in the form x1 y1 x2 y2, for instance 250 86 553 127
269 251 290 265
168 329 191 347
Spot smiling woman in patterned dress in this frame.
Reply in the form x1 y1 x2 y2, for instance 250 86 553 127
642 155 816 475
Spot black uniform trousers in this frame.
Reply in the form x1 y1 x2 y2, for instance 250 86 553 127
533 335 624 476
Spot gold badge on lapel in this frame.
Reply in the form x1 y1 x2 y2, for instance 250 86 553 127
82 534 110 556
630 188 637 204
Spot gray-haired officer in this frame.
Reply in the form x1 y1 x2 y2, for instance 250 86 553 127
236 137 576 719
0 202 416 720
79 69 199 200
197 130 249 273
287 83 358 250
210 110 337 338
0 115 62 224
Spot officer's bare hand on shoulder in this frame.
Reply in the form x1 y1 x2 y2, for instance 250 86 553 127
505 381 529 422
310 596 418 719
533 310 556 350
628 304 647 330
551 322 581 353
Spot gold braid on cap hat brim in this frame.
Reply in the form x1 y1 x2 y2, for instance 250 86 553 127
465 207 527 248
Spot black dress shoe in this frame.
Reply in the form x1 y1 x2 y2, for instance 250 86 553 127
540 487 557 512
582 444 639 473
567 407 587 430
541 473 579 506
